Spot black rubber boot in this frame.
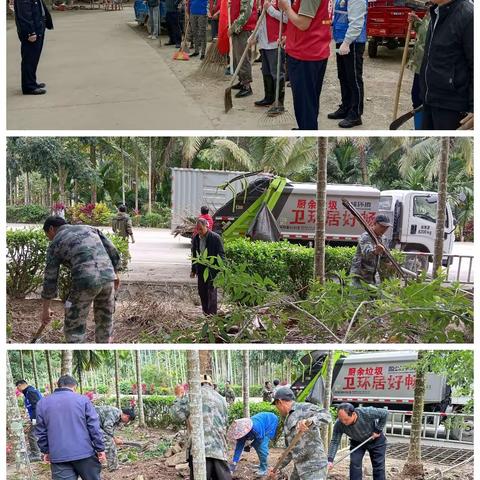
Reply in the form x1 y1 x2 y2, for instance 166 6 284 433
254 75 275 107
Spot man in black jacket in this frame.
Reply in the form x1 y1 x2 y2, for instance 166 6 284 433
191 218 225 315
419 0 473 130
15 380 43 462
14 0 53 95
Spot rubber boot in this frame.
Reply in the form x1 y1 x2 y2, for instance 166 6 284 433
254 75 275 107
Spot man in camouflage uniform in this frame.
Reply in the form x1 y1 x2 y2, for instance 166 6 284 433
40 216 121 343
172 374 232 480
270 387 331 480
350 214 391 287
95 405 136 471
224 381 236 405
112 205 135 243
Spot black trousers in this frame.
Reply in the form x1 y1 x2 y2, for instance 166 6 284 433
21 34 45 93
350 435 387 480
421 104 467 130
198 274 218 315
50 455 101 480
287 54 328 130
210 18 219 40
166 11 182 45
335 42 365 118
189 455 232 480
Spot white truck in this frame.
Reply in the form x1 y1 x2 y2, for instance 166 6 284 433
171 169 455 256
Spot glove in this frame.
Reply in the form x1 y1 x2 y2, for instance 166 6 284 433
229 463 237 473
31 419 37 426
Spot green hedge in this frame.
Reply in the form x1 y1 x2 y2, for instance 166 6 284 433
7 205 50 223
228 402 280 425
224 239 356 294
7 228 130 300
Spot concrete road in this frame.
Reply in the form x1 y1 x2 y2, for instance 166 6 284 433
6 8 212 130
7 224 475 285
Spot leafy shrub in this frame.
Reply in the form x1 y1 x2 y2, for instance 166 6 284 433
139 212 171 228
119 380 132 395
96 385 109 394
66 202 114 226
7 229 48 298
7 205 50 223
228 402 280 425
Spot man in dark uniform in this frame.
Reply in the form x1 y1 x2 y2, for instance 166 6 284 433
14 0 53 95
191 217 225 315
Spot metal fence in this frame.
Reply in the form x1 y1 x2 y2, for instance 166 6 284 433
385 410 474 444
403 252 474 285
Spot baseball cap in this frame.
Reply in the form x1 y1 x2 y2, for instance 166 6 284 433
122 408 136 421
272 387 296 403
375 214 392 227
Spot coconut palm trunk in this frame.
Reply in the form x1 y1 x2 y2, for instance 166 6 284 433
114 350 121 409
321 351 335 446
135 350 146 427
45 350 54 393
242 351 250 418
314 137 328 283
61 350 73 376
30 351 39 389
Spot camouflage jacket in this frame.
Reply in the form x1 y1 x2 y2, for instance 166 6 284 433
112 213 133 238
407 13 430 75
262 387 274 403
231 0 254 34
41 225 121 299
224 387 236 404
278 402 331 475
95 406 122 437
350 232 387 283
171 385 229 461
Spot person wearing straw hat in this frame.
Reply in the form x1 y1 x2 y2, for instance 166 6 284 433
270 387 331 479
350 214 391 287
172 374 232 480
228 412 279 476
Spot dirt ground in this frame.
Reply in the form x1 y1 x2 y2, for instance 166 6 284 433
131 20 415 131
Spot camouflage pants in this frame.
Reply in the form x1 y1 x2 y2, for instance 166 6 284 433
191 14 208 55
64 282 115 343
103 434 119 471
290 464 327 480
27 423 41 458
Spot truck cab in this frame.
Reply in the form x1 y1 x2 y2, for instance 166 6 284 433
379 190 455 256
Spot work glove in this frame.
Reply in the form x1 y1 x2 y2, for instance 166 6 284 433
31 419 37 426
229 463 237 473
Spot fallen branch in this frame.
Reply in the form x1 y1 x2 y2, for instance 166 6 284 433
424 454 474 480
342 300 376 343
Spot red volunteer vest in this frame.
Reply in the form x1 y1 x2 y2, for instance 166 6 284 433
286 0 332 61
265 0 286 43
230 0 258 31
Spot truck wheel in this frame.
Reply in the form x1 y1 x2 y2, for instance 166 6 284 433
368 40 378 58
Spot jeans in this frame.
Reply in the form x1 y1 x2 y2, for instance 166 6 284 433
148 5 160 37
350 434 387 480
252 436 270 473
50 455 101 480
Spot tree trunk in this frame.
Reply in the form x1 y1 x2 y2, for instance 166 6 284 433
199 351 212 377
432 138 450 278
359 145 369 184
7 355 35 479
120 138 126 205
402 351 426 477
187 351 207 480
135 163 139 212
242 352 250 418
45 351 54 394
135 350 146 427
31 351 39 389
322 351 335 446
90 144 97 204
24 172 29 205
114 351 121 409
49 177 53 210
148 138 153 214
19 350 26 380
314 137 328 283
58 167 67 205
61 351 73 376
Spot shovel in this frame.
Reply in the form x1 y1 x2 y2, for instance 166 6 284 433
326 436 375 478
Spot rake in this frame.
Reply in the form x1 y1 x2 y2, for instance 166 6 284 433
259 18 294 127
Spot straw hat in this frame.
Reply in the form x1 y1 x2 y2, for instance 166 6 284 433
227 418 253 440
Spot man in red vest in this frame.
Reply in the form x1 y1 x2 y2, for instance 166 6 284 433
228 0 258 98
248 0 288 107
278 0 332 129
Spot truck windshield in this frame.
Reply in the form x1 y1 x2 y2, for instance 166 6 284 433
413 196 437 223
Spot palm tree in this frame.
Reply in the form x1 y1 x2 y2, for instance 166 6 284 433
61 350 73 376
73 351 103 394
199 351 212 377
135 350 145 427
242 352 250 418
432 138 450 278
7 355 34 479
314 138 328 282
337 137 370 183
402 351 426 477
187 350 207 480
30 351 39 389
322 351 335 446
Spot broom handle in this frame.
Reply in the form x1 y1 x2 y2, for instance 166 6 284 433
274 11 283 106
227 0 234 74
228 8 267 88
392 16 413 121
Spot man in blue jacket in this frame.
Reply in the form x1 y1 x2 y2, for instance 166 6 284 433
15 380 43 462
13 0 53 95
328 0 367 128
35 375 106 480
190 0 209 58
